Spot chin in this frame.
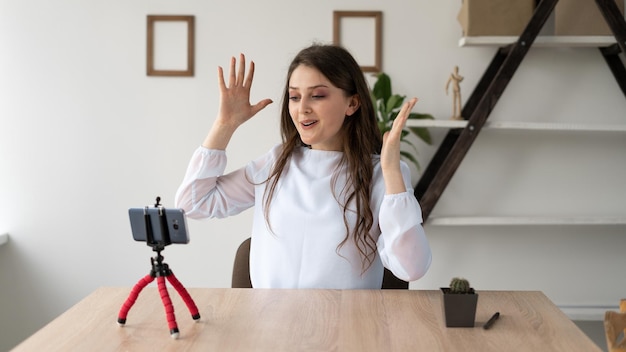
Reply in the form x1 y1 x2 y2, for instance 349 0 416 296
298 136 315 146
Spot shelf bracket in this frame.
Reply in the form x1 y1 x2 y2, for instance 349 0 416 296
596 0 626 99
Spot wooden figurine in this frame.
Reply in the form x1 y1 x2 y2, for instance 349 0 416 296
445 66 464 120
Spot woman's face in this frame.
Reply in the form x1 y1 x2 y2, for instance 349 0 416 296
288 65 359 151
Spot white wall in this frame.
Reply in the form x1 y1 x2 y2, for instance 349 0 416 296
1 0 625 350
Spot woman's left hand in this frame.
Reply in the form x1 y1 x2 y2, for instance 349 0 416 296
380 97 418 194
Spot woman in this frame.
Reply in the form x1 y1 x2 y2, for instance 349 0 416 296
175 44 431 289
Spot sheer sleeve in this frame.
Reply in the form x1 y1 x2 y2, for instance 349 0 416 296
376 163 432 282
174 147 255 219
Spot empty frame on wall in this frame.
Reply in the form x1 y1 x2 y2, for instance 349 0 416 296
147 15 195 77
333 11 382 72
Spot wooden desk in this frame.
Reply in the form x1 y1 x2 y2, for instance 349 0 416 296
12 287 601 351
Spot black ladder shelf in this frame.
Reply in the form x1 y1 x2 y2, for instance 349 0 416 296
415 0 626 221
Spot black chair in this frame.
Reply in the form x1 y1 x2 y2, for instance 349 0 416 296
232 237 409 289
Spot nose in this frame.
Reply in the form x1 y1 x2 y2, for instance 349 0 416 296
300 97 312 114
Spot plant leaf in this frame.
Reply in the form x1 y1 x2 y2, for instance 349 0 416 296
407 112 434 120
372 72 391 102
408 127 433 145
386 94 405 115
401 135 419 153
378 121 390 134
400 150 420 171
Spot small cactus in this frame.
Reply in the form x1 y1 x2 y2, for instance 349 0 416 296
449 277 472 294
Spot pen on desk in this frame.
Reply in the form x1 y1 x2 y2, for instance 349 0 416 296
483 312 500 330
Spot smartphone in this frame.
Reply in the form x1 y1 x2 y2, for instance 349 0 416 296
128 207 190 245
163 208 189 244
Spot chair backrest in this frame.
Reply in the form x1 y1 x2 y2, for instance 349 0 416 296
232 237 253 288
231 237 409 289
604 299 626 352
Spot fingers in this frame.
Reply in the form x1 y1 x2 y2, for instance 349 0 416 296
217 65 226 90
244 60 255 88
228 56 236 87
403 97 418 115
221 54 252 88
236 53 246 86
251 98 274 115
381 98 417 172
390 98 418 136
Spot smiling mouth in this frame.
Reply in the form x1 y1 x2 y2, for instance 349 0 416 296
302 121 317 127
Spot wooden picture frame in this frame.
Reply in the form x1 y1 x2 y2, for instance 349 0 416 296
147 15 195 77
333 11 382 72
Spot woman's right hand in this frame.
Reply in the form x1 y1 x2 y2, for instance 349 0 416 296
203 53 273 149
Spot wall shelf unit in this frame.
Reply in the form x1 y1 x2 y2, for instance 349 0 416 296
414 0 626 224
459 35 617 47
406 120 626 132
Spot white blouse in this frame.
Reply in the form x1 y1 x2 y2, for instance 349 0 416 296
175 145 431 289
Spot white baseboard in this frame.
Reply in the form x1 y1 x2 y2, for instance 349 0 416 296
559 304 617 321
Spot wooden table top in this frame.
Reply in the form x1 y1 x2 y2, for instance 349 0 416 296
12 287 601 351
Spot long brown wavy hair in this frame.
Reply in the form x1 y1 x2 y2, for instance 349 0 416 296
263 44 383 272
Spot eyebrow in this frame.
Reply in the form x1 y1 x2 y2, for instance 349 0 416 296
288 84 329 90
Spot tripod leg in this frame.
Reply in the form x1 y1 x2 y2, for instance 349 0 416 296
157 276 180 339
166 273 201 321
117 274 155 326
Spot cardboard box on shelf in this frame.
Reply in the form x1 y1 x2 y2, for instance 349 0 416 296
457 0 536 36
555 0 624 35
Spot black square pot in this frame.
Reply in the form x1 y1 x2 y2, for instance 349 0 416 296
441 288 478 327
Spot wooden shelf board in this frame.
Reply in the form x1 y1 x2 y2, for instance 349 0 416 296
406 119 626 132
425 216 626 226
407 119 467 128
459 36 617 47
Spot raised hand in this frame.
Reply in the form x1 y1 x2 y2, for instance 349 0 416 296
380 97 418 194
203 54 273 150
216 53 272 128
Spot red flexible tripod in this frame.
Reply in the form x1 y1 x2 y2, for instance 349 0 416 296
117 248 200 338
117 198 200 339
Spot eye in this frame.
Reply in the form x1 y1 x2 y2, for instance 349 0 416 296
289 96 300 102
311 95 325 99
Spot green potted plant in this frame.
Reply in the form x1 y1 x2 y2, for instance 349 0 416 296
441 277 478 327
370 72 434 171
